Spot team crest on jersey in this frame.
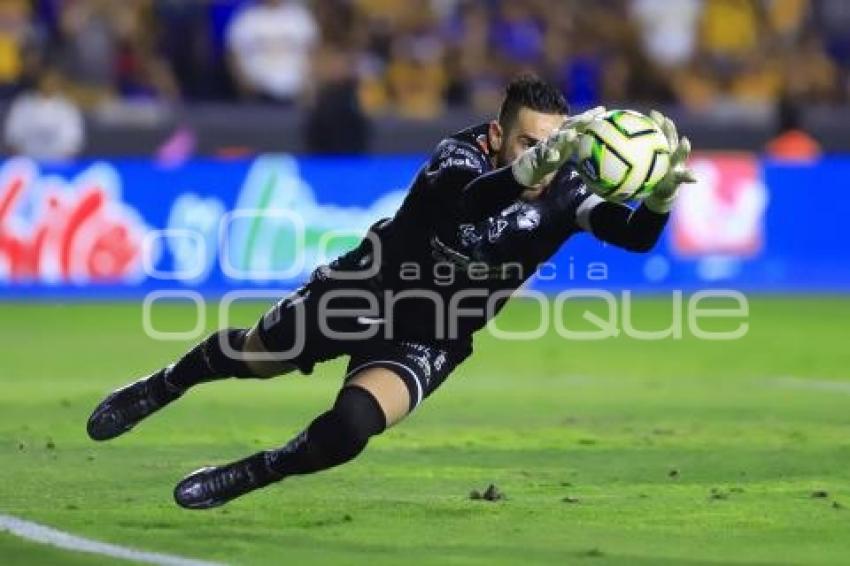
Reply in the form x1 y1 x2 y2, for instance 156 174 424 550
516 205 541 231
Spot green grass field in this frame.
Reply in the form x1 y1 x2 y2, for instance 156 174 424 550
2 297 850 565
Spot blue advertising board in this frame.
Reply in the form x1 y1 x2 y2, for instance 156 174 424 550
0 153 845 299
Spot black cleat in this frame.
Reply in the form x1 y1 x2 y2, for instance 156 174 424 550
87 372 181 441
173 455 281 510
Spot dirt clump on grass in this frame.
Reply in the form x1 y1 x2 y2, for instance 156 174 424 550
470 484 505 502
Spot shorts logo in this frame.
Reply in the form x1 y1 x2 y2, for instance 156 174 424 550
401 341 438 383
406 353 432 381
433 352 447 372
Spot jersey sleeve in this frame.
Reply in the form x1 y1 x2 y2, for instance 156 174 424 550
556 165 669 253
584 201 670 252
548 167 603 235
425 139 490 194
425 138 528 222
547 167 668 252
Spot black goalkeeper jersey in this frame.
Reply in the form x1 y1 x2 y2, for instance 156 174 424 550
323 123 667 342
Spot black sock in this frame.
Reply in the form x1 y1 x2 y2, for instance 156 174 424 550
154 329 255 394
262 386 387 478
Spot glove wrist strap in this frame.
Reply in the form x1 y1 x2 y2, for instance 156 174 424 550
644 194 676 214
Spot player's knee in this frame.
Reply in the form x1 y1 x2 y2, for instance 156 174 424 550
330 386 387 454
240 325 299 379
202 328 259 378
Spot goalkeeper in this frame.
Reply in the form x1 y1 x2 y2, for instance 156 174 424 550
87 76 695 509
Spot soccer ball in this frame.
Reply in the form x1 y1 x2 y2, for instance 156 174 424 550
576 110 671 201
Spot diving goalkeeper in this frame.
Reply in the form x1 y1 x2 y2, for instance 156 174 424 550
87 76 695 509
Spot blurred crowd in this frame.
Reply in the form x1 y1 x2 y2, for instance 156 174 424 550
0 0 845 157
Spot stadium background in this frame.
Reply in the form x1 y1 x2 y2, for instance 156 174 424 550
1 1 849 565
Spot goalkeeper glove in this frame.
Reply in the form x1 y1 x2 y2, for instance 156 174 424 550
512 106 607 188
644 110 697 214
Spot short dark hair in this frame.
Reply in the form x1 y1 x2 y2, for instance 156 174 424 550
498 75 569 129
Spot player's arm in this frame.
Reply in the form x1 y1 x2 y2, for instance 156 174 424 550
429 108 606 222
578 111 696 253
577 197 670 253
460 107 606 220
425 142 527 221
455 166 527 220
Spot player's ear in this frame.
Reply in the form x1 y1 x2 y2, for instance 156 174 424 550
488 120 503 153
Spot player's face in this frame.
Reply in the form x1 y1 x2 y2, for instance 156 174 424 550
491 107 566 167
490 107 566 199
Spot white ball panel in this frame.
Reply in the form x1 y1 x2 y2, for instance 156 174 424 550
599 146 630 186
609 110 656 136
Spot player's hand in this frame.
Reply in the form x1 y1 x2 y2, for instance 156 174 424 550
512 106 607 188
562 106 608 133
644 110 697 214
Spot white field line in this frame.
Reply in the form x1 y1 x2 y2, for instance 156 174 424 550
768 376 850 394
0 514 225 566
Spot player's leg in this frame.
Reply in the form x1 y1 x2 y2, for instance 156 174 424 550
173 367 411 509
85 326 294 441
86 288 315 441
171 340 469 509
155 324 298 393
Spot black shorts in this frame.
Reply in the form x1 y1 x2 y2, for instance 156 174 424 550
255 275 472 411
